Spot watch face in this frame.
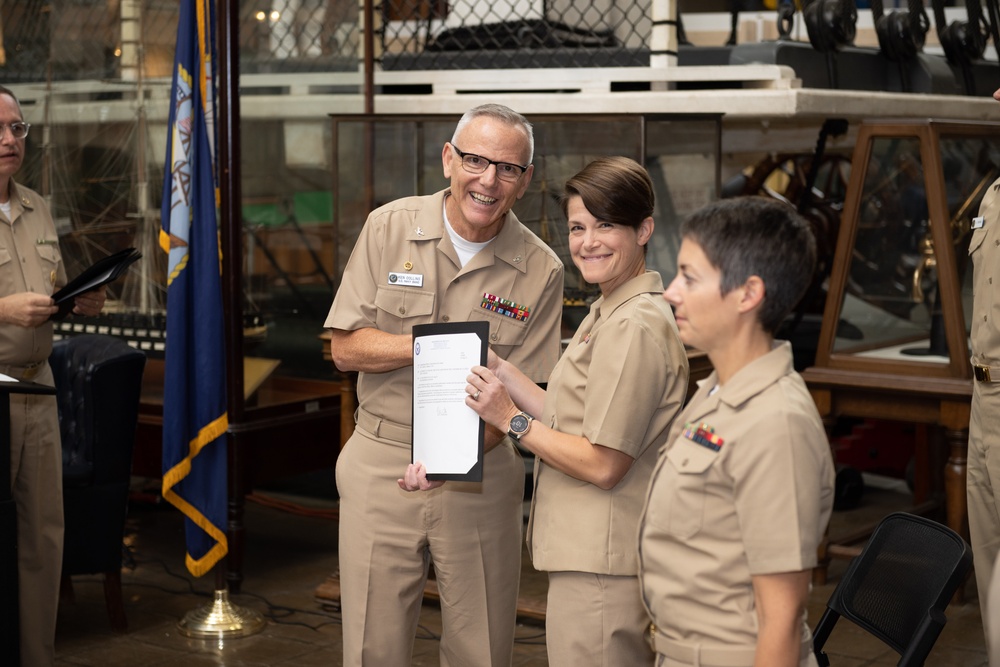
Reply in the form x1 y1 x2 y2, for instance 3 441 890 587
510 414 530 434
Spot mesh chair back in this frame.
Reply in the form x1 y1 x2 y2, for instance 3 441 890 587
815 512 972 666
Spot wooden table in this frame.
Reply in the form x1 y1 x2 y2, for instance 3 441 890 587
801 365 972 580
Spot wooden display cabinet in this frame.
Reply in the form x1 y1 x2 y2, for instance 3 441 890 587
802 119 1000 578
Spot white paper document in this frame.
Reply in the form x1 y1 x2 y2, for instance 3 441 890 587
412 321 487 481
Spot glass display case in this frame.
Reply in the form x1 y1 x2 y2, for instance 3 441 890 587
803 120 1000 578
816 120 1000 378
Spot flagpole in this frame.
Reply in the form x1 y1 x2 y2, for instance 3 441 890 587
175 0 262 638
215 0 249 594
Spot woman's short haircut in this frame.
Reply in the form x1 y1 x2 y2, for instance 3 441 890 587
681 196 816 334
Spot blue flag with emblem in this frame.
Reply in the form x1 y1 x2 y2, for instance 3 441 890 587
159 0 228 577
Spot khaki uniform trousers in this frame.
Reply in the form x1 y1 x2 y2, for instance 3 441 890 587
650 628 817 667
969 376 1000 638
653 650 819 667
336 426 524 667
989 552 1000 666
545 570 652 667
8 363 62 667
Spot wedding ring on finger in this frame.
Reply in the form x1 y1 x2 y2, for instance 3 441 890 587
473 390 481 400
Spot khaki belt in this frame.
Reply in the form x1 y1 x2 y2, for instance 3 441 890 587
974 364 994 382
0 360 45 381
355 407 411 444
648 624 811 667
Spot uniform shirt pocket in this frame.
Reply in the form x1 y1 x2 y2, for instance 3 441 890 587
36 243 60 264
969 226 987 258
0 247 13 295
969 225 991 303
473 308 529 349
662 440 718 539
374 287 435 334
35 243 61 291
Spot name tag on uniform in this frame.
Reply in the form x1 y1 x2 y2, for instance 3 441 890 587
388 272 423 287
973 216 985 230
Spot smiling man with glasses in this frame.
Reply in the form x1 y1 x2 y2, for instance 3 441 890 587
0 84 106 667
449 145 529 182
325 104 564 666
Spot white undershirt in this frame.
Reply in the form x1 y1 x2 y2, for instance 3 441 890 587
0 199 11 223
443 200 492 268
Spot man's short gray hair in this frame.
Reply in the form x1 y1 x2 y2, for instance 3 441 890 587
451 104 534 164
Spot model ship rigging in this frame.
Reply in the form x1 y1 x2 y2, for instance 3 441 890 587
37 4 267 355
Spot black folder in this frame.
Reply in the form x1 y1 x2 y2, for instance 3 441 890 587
51 248 142 320
412 321 489 482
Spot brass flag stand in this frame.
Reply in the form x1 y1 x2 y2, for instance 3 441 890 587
177 587 265 639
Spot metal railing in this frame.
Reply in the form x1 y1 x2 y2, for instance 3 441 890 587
0 0 363 83
377 0 654 70
0 1 671 82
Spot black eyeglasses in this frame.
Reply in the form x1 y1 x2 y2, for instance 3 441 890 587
0 122 29 139
451 145 528 182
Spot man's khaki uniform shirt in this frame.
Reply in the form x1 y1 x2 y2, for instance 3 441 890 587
527 271 687 575
638 341 834 650
968 175 1000 646
971 180 1000 371
1 178 67 667
0 180 66 364
326 189 564 443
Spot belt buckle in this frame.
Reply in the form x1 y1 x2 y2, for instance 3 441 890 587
22 364 39 380
975 364 992 382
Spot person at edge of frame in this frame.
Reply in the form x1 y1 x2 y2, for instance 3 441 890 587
0 84 107 667
968 83 1000 667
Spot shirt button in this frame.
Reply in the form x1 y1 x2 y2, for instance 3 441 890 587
490 333 498 342
398 307 406 315
441 315 450 322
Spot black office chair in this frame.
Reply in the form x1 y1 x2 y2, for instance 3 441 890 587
52 334 146 632
813 511 973 667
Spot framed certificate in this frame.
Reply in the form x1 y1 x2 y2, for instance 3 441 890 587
411 321 489 482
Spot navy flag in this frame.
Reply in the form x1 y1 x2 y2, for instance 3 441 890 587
159 0 228 577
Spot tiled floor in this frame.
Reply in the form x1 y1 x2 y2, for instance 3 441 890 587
52 479 988 666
